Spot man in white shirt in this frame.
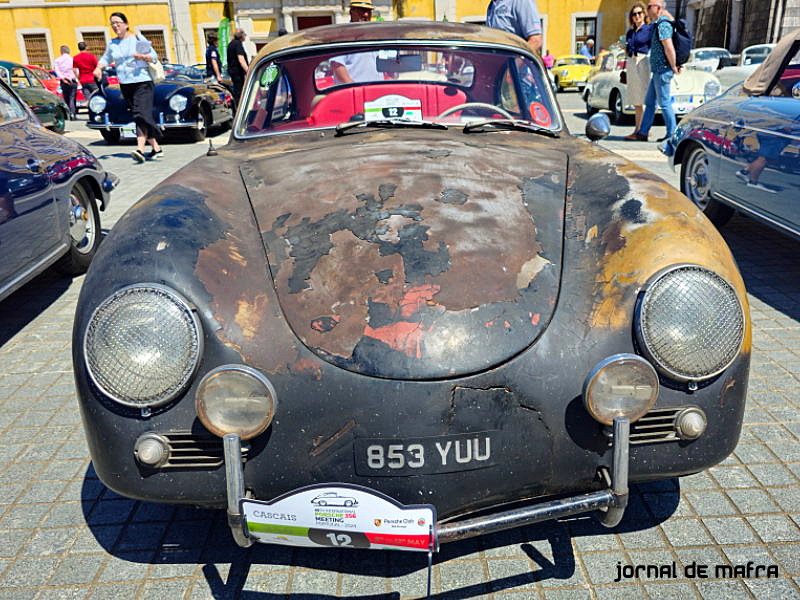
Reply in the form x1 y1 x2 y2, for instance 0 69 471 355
331 0 381 84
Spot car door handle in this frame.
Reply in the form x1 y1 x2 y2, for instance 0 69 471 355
730 120 745 129
27 158 42 172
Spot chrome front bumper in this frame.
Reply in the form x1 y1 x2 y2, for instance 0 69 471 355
222 417 631 550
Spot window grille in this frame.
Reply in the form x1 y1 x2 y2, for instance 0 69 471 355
139 30 167 61
81 31 107 57
23 34 50 68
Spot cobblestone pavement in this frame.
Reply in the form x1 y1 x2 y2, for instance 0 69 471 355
0 97 799 600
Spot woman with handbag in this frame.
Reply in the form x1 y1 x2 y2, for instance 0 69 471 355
93 12 163 162
623 2 654 140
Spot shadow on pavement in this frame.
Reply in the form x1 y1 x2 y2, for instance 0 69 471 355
80 460 678 597
0 270 75 345
720 214 800 320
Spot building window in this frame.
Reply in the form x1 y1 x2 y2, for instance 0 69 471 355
203 27 217 47
139 30 167 61
23 34 50 68
575 17 596 53
80 31 107 57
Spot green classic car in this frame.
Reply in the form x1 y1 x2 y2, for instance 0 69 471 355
0 60 69 133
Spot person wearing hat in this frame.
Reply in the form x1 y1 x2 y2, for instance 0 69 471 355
331 0 381 84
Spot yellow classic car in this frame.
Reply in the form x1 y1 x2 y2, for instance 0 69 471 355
553 54 593 92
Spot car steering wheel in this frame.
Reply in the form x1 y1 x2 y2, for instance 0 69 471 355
436 102 514 120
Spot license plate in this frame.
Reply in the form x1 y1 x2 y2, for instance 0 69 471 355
120 122 137 139
354 430 498 476
242 484 436 552
671 95 694 113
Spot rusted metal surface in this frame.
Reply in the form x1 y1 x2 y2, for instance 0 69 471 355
247 132 565 379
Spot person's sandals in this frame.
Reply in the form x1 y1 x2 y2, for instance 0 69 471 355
624 132 648 141
131 149 146 163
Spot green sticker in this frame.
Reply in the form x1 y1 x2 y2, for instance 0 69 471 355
261 65 279 86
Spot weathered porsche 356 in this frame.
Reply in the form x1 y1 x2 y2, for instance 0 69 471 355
73 22 750 553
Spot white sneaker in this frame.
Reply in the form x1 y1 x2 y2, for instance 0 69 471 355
130 149 145 163
147 149 163 160
746 180 777 193
735 169 749 182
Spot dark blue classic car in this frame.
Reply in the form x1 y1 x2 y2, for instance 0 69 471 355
0 79 115 302
86 67 234 143
664 29 800 240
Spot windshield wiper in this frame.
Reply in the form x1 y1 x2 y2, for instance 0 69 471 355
462 119 559 138
334 119 448 136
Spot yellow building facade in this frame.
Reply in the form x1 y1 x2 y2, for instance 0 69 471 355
396 0 630 58
1 0 226 68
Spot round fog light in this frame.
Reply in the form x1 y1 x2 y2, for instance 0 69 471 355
196 365 277 439
134 433 170 468
676 407 707 439
583 354 659 425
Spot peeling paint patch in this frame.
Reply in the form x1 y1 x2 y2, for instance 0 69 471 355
234 294 270 340
438 189 468 205
375 269 394 283
290 357 322 380
419 148 452 159
516 254 552 289
311 315 341 332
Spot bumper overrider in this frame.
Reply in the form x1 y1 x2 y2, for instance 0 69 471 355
86 111 203 131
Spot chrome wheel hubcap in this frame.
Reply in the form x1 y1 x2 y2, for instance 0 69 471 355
69 194 95 253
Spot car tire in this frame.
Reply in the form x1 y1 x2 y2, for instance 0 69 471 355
51 107 67 134
100 129 121 144
55 182 101 275
609 90 627 124
190 105 210 142
585 93 599 116
680 144 735 227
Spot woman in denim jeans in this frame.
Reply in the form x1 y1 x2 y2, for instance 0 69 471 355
633 0 680 142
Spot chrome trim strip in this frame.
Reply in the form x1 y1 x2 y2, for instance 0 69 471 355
713 190 800 238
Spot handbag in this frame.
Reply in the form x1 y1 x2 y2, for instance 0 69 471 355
136 33 165 83
148 60 165 84
619 70 627 85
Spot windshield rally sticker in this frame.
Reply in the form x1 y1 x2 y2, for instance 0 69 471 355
242 484 436 552
364 95 423 121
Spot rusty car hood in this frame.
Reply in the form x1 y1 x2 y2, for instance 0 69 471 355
243 133 566 379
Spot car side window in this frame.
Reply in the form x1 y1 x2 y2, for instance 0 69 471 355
771 48 800 97
11 67 30 88
0 85 27 122
271 72 293 123
499 64 521 115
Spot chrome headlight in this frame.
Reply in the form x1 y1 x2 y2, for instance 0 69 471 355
584 354 659 425
84 284 203 408
196 365 277 439
88 95 107 113
169 94 188 112
704 79 721 100
561 69 570 77
635 266 744 382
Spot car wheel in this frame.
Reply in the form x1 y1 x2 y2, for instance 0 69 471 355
100 129 121 144
585 94 598 116
344 500 353 507
55 182 101 275
191 105 210 142
609 90 626 124
318 500 327 506
680 145 734 227
51 107 66 134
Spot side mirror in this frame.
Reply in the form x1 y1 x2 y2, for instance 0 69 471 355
792 81 800 99
586 113 611 141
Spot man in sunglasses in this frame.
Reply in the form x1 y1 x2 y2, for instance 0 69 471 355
635 0 679 142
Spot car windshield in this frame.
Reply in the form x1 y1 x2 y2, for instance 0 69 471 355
556 57 589 66
694 49 731 61
742 46 773 65
236 43 558 137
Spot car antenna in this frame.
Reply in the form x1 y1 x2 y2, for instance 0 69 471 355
207 140 218 156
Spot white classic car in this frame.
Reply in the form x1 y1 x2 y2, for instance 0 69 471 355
715 43 776 90
583 48 722 123
685 47 732 72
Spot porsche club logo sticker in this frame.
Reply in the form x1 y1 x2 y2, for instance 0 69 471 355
374 519 382 527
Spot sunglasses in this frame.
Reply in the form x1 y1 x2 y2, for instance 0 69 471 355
632 10 644 15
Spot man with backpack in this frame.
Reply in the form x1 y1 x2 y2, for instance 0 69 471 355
629 0 683 142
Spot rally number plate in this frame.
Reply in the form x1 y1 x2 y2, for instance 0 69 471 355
354 430 498 476
120 122 137 139
242 484 436 552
